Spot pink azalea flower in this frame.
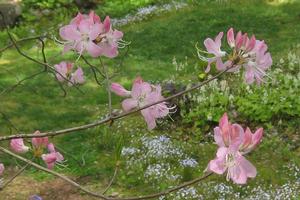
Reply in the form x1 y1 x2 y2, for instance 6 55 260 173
42 143 64 169
213 113 244 148
32 130 49 149
200 28 272 84
0 163 4 175
10 138 29 153
54 61 85 86
59 11 123 58
239 127 263 154
111 77 170 130
59 12 102 57
207 147 257 184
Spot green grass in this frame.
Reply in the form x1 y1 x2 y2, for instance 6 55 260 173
0 0 299 198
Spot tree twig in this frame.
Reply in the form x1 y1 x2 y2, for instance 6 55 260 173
0 66 231 141
0 146 213 200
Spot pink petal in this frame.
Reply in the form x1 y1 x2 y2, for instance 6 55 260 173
89 23 102 41
111 83 131 97
122 98 138 111
239 155 257 178
86 41 102 57
78 20 91 34
227 28 235 48
214 127 225 147
141 109 156 130
103 16 111 33
59 25 81 41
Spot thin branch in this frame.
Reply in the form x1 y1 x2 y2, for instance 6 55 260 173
0 35 48 53
0 67 231 141
0 163 29 190
0 146 213 200
0 70 46 96
102 59 113 116
0 13 84 94
81 56 105 78
102 161 120 195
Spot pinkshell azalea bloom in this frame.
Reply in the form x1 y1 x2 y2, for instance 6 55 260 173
59 11 124 58
111 77 171 130
54 61 85 86
10 138 29 154
0 163 4 175
59 12 102 57
207 147 257 184
199 28 272 85
42 143 64 169
214 113 244 148
239 127 263 154
111 83 131 97
203 32 227 73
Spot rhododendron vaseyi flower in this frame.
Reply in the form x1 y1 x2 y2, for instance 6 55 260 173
42 143 64 169
206 113 263 184
54 61 84 86
207 147 257 184
111 77 171 130
199 28 272 84
0 163 4 175
59 11 124 58
10 138 29 153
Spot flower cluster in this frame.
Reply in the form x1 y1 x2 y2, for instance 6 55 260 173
111 77 172 130
59 11 124 58
54 61 84 85
200 28 272 84
10 130 64 169
206 113 263 184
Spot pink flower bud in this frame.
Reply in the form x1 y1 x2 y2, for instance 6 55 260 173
111 83 131 97
10 138 29 153
32 130 49 149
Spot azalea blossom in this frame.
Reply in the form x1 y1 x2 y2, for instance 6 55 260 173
207 147 257 184
59 11 124 58
199 28 272 84
111 77 171 130
42 143 64 169
10 138 29 153
54 61 84 85
207 113 263 184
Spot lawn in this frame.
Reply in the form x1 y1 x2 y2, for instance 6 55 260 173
0 0 299 199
